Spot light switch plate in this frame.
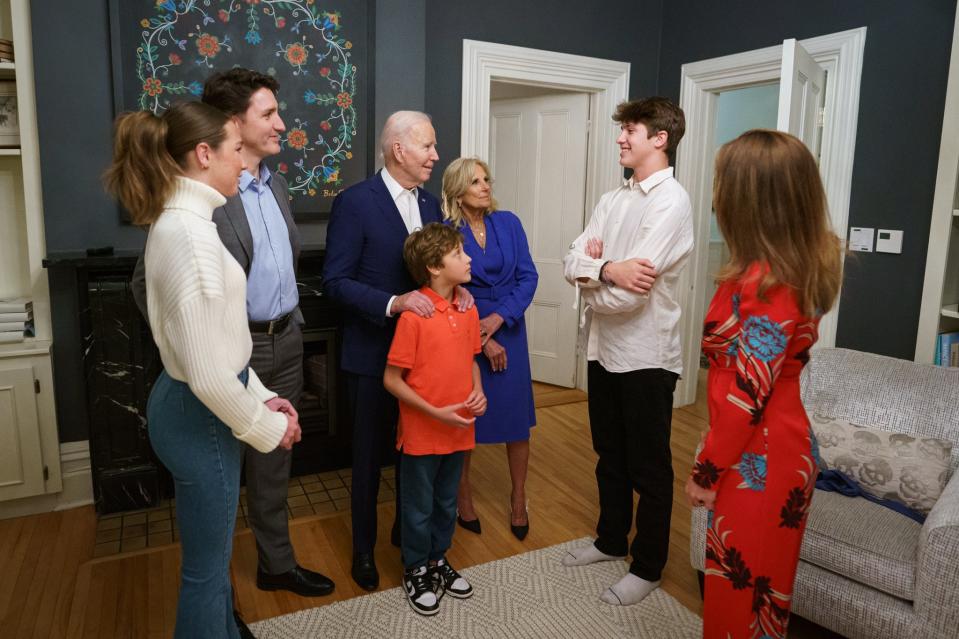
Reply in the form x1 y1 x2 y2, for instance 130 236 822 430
849 227 874 252
876 229 903 254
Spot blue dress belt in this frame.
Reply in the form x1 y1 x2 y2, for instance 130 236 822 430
470 284 511 301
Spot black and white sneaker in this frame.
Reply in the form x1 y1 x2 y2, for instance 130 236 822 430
403 566 439 616
430 558 473 599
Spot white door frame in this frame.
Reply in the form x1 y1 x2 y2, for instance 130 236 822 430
674 27 866 406
461 39 630 389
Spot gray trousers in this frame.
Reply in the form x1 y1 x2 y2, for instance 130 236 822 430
246 320 303 575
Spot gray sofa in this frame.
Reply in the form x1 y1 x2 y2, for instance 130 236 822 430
689 348 959 639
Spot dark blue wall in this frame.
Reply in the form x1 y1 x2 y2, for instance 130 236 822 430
657 0 957 360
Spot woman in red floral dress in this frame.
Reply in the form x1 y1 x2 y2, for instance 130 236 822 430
685 130 843 639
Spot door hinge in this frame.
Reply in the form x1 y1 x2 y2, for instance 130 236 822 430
817 107 826 127
34 379 40 394
43 466 49 481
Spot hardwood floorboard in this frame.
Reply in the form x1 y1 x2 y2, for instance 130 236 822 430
1 375 840 637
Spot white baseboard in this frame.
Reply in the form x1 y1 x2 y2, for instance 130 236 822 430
0 440 93 520
55 440 94 510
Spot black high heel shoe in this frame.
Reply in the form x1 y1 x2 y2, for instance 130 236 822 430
457 512 482 534
509 501 529 541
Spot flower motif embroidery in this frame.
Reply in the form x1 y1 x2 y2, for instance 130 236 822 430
286 128 308 150
736 452 767 491
196 33 220 58
741 315 787 362
134 2 357 202
143 78 163 97
285 43 307 66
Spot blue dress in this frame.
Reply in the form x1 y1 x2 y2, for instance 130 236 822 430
453 211 538 443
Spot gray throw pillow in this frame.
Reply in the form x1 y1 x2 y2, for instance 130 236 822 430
810 413 952 514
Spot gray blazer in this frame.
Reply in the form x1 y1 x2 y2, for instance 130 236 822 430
133 172 303 325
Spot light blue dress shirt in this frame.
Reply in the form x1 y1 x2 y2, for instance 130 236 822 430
238 164 298 321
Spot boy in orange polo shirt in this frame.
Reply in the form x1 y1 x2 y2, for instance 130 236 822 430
384 223 487 616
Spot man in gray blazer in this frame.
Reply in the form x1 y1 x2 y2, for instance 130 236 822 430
134 69 334 604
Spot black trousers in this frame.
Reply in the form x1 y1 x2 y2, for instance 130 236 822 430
246 320 303 575
345 372 402 554
587 361 678 581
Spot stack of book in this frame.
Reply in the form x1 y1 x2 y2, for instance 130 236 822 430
0 298 32 343
935 331 959 367
0 39 13 63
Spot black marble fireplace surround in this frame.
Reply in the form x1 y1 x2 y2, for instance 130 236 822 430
45 248 350 514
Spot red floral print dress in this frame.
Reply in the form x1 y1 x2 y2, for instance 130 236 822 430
692 263 820 639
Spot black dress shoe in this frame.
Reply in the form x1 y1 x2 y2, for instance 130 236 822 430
352 552 379 591
510 504 529 541
233 609 256 639
256 564 335 597
457 514 482 534
510 521 529 541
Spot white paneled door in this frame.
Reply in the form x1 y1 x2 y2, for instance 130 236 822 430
778 38 827 157
489 91 590 387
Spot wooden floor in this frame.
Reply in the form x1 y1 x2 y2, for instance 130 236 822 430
0 376 839 638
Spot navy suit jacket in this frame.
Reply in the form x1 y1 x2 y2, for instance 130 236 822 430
323 171 442 376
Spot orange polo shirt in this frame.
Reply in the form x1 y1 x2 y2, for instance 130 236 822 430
387 286 481 455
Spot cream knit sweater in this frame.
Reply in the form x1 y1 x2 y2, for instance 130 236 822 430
144 177 287 453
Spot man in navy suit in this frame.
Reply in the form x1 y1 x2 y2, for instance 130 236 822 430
323 111 472 590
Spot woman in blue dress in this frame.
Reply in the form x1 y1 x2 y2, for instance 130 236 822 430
441 157 538 540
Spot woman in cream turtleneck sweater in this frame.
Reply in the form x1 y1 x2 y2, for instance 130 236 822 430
104 101 299 639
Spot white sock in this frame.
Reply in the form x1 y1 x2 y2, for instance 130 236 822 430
599 573 660 606
561 542 625 567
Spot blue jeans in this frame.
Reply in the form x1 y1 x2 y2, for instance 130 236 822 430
400 451 466 570
148 369 246 639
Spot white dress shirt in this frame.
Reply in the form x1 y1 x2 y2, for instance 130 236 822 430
381 167 424 316
563 166 694 375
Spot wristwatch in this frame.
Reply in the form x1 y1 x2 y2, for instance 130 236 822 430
599 261 614 286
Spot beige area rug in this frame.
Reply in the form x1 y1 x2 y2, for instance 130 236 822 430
250 537 702 639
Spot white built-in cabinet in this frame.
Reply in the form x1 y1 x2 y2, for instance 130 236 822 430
0 0 61 503
917 9 959 363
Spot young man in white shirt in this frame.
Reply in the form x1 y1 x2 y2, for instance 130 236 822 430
562 97 694 606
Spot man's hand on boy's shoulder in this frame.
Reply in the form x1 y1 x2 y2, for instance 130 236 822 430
392 290 434 317
454 286 474 311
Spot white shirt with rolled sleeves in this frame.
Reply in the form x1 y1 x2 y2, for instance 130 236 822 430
563 166 694 375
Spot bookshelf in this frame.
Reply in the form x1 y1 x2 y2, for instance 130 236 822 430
0 0 62 506
917 10 959 364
